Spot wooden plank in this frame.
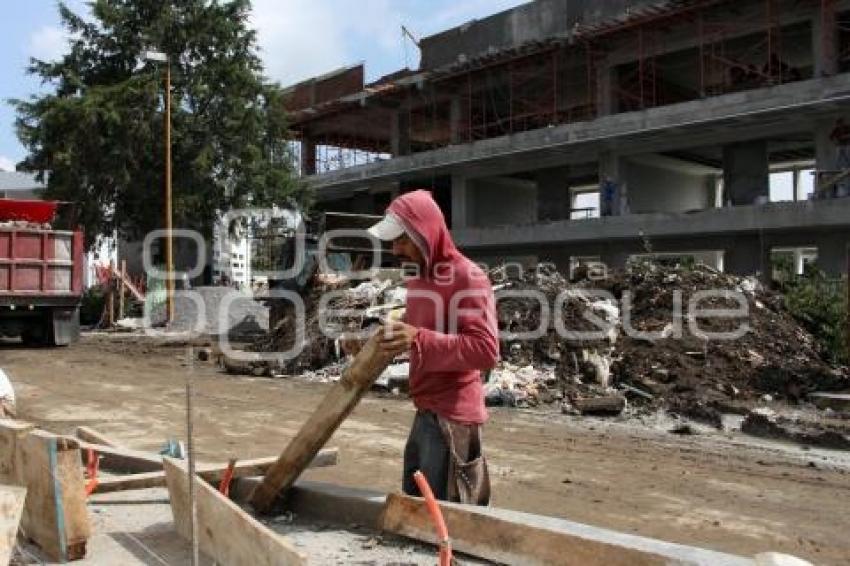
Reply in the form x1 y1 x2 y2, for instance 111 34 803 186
93 448 339 494
572 395 626 416
16 431 90 561
0 485 27 566
163 457 305 566
74 440 163 473
250 333 394 513
74 426 121 448
380 493 668 566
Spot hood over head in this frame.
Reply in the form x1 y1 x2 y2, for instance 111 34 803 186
386 189 459 273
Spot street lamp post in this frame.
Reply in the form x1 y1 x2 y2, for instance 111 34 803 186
143 50 174 324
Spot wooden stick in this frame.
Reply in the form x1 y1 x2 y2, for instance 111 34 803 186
118 260 126 319
164 457 305 565
92 448 339 494
250 333 394 513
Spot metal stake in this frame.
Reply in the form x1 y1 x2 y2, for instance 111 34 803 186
186 377 198 566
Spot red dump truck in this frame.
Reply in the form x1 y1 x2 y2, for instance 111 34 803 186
0 199 83 346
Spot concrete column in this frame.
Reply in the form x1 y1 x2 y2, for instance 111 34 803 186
449 95 463 144
536 166 571 221
722 141 768 205
451 175 474 230
815 118 838 171
724 238 770 279
815 119 840 199
793 248 806 275
596 59 617 117
301 136 317 176
813 2 839 78
598 151 627 216
391 110 411 156
815 235 849 276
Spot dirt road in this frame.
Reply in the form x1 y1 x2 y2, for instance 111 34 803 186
2 334 849 564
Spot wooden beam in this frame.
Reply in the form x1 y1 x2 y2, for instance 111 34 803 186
250 333 394 513
93 448 339 494
380 493 668 566
163 457 305 566
16 431 90 561
74 426 121 448
74 440 163 473
0 485 27 566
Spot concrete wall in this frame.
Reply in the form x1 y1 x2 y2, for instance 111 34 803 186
419 0 660 70
469 176 537 227
625 159 714 214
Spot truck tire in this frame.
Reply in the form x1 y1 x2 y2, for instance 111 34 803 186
48 307 80 346
20 327 46 347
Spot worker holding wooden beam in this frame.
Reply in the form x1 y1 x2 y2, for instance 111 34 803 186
363 190 498 505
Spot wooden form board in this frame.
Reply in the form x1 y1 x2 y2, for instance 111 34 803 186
250 334 394 512
93 448 339 494
2 424 91 562
74 426 120 448
73 440 163 473
380 493 668 566
0 485 26 566
163 457 305 566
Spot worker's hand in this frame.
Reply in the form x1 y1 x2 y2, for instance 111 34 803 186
378 320 419 356
340 334 365 357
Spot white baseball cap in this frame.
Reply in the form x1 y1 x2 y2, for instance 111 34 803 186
367 213 405 241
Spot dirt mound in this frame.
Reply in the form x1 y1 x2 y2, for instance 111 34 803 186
245 262 848 424
489 262 849 418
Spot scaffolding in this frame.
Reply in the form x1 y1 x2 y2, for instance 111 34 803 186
292 0 833 175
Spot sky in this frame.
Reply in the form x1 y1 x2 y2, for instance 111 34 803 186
0 0 529 172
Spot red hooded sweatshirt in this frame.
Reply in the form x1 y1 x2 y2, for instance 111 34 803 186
387 190 499 424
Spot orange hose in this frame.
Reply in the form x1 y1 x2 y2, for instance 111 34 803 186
413 470 452 566
218 458 237 497
84 448 99 496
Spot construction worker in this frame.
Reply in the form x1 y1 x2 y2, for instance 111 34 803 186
365 189 499 504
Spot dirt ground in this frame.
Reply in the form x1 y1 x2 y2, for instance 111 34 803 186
2 333 850 565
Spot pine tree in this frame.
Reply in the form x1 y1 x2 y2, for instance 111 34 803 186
11 0 306 248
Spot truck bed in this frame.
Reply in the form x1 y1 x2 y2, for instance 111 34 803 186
0 226 84 302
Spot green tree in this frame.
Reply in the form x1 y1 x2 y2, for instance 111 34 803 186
781 270 848 365
11 0 307 248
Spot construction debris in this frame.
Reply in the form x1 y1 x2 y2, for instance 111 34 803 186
488 262 849 424
231 261 849 444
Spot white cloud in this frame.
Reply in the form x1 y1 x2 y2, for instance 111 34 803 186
251 0 532 86
0 156 15 172
427 0 529 32
251 0 405 85
28 25 68 62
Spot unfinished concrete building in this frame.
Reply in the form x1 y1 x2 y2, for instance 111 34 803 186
283 0 850 278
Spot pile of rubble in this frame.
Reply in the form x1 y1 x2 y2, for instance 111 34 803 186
240 261 848 430
251 276 406 379
488 262 849 422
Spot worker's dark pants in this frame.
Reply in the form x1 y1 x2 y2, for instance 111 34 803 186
402 410 450 500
